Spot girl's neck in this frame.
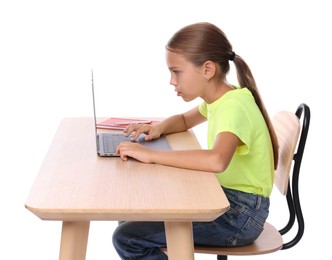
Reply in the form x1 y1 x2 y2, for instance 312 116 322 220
203 81 234 104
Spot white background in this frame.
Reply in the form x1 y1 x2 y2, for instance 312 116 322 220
0 0 330 259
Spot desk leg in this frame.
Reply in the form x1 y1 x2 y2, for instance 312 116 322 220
164 221 194 260
59 221 90 260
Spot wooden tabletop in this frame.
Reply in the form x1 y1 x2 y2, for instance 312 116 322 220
25 117 229 222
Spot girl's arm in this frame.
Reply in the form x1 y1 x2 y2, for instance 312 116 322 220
117 131 239 173
148 131 239 172
158 106 206 135
124 106 206 140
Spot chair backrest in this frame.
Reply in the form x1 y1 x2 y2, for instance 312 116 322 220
272 111 300 195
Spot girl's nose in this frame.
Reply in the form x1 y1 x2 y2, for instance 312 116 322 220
170 77 177 86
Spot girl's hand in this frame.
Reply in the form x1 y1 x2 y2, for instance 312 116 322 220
124 123 162 141
116 142 154 163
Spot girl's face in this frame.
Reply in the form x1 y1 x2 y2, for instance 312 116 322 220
166 50 206 102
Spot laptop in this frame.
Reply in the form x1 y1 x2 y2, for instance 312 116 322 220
91 70 171 157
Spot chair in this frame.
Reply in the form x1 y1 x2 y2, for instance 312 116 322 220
194 103 310 259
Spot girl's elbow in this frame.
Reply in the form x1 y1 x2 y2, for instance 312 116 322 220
212 165 227 173
209 158 228 173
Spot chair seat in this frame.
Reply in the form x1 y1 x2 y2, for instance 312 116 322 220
194 222 283 256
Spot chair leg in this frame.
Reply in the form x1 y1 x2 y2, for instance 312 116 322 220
217 255 227 260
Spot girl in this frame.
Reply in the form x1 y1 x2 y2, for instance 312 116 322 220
113 22 278 260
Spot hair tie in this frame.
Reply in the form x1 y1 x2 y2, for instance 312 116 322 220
228 51 236 61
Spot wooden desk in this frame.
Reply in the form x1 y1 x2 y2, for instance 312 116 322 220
25 118 230 260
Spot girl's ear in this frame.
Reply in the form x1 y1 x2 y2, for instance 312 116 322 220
203 60 216 80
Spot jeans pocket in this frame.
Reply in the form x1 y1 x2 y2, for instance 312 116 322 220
226 216 264 247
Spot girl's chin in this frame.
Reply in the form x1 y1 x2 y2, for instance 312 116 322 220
181 96 195 102
176 92 195 102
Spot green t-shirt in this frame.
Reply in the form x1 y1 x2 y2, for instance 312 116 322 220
199 87 274 197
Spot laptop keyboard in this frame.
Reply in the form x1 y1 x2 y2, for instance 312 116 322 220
102 134 132 154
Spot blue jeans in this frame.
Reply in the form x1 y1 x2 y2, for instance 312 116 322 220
112 187 270 260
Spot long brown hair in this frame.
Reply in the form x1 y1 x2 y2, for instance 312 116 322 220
166 22 278 168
